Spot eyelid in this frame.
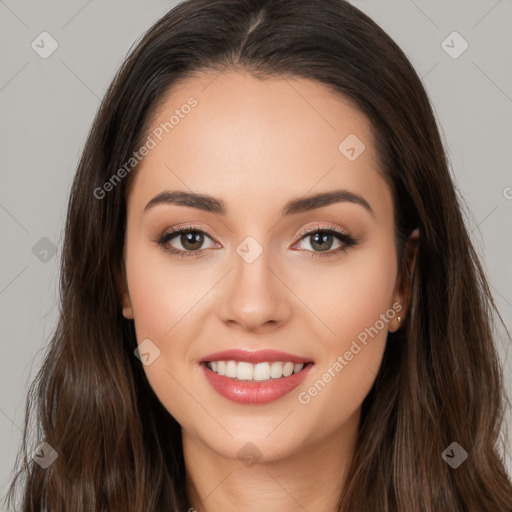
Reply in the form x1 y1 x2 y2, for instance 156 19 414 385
290 223 357 255
293 223 350 241
155 223 357 258
155 224 218 251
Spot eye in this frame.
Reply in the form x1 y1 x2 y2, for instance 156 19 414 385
154 224 358 259
155 225 217 259
292 225 358 258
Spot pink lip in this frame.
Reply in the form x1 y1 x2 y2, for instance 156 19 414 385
201 361 314 404
199 348 312 365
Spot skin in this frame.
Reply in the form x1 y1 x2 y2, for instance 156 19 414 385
119 69 418 512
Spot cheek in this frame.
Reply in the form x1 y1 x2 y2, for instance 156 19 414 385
293 239 397 413
292 236 398 353
335 253 397 347
124 233 201 340
124 238 202 425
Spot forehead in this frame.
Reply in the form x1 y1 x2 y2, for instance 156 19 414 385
127 69 392 224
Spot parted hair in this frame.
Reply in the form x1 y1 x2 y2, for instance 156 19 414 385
4 1 512 510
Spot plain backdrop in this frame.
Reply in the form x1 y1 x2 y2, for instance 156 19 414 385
1 0 511 503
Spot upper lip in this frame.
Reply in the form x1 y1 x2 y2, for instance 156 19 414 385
199 349 312 365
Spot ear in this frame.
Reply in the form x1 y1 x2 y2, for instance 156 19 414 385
389 227 419 332
115 260 134 320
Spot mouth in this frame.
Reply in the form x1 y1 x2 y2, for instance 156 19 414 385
199 349 315 404
202 360 314 382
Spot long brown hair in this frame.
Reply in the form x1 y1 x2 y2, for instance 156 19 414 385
4 0 512 510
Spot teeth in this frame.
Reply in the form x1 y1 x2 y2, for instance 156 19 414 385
226 360 237 378
206 360 305 381
237 362 254 380
252 362 269 380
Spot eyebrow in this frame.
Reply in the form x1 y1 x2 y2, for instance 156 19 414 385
144 189 374 218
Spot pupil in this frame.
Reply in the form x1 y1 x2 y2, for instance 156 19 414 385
311 232 332 251
182 232 203 250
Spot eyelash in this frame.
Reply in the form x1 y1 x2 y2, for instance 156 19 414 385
155 224 358 259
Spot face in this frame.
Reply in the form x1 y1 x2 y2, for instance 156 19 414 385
120 69 405 462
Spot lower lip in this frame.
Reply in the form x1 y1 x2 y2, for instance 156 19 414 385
201 362 314 404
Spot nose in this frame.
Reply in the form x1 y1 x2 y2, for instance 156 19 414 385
217 243 292 333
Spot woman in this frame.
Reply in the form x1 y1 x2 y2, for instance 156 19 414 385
4 0 512 510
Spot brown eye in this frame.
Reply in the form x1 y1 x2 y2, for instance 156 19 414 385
178 231 204 251
308 232 336 252
156 226 216 258
293 226 358 258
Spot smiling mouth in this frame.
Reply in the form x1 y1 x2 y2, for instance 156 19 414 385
203 360 313 382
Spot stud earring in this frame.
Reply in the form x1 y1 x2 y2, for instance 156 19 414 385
397 316 401 323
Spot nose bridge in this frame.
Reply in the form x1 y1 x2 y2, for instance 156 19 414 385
217 232 290 331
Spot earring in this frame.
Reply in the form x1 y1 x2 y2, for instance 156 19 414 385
397 316 401 323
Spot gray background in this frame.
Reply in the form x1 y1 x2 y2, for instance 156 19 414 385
1 0 511 502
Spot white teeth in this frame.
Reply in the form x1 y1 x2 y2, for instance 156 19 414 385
253 362 271 381
270 362 283 378
225 360 237 378
237 361 254 380
283 362 294 377
206 360 305 381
